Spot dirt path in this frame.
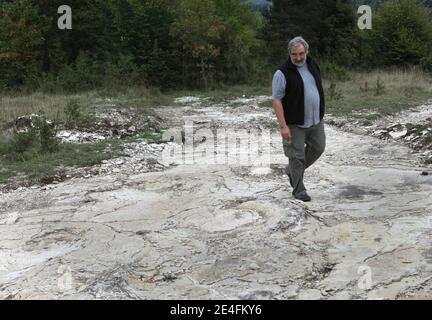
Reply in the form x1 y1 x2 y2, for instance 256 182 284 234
1 98 431 299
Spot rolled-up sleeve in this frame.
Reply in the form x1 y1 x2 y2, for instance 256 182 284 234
272 70 286 101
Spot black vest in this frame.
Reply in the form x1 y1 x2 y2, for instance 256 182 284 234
278 56 325 126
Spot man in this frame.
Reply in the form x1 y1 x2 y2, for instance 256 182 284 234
272 36 326 202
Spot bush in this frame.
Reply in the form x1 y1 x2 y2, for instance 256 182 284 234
360 81 370 93
34 115 59 153
64 101 81 129
420 54 432 72
63 100 95 129
39 53 104 93
374 77 385 95
11 129 37 154
327 82 344 101
103 54 142 91
0 0 49 89
0 117 56 160
370 0 432 67
320 61 350 81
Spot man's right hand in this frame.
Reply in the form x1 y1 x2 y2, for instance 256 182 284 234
280 125 291 142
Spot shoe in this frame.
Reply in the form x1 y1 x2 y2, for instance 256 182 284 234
294 191 311 202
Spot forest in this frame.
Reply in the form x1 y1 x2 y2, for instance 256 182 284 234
1 0 432 92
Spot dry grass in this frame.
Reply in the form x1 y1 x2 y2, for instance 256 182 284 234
0 91 99 126
325 67 432 115
1 68 431 126
350 67 432 91
0 86 175 128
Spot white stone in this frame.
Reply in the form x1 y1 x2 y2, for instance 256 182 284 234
372 130 388 137
250 167 272 176
389 129 407 139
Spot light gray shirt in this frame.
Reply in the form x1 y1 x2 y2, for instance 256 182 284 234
272 64 321 128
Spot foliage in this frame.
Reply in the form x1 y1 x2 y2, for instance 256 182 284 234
0 0 49 88
369 0 432 67
261 0 357 66
2 0 432 92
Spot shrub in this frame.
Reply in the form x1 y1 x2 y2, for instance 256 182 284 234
11 129 36 154
420 54 432 72
64 100 95 129
64 101 81 129
360 81 370 93
34 115 59 153
320 61 350 81
327 82 343 101
374 77 385 95
103 54 142 91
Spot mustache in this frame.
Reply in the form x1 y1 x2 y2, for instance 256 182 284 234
293 60 305 65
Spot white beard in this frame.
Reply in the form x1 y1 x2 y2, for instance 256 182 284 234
292 58 306 67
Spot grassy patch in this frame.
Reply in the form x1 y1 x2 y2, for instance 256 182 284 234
325 68 432 116
0 91 100 128
127 131 164 143
94 86 173 115
258 99 273 108
0 125 166 184
0 86 172 128
0 139 123 184
406 123 427 134
64 100 97 129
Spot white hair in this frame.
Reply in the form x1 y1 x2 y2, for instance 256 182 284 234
288 36 309 54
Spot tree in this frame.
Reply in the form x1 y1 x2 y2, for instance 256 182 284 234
370 0 432 67
0 0 271 91
214 0 265 84
31 0 106 71
170 0 225 88
0 0 49 87
261 0 357 66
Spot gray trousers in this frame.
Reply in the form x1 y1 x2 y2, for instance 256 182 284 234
282 121 326 196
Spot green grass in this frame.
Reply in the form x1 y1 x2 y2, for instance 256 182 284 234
325 68 432 116
0 85 173 185
405 123 427 134
0 139 124 184
258 100 273 108
0 91 98 128
93 86 173 115
0 126 167 184
131 131 163 143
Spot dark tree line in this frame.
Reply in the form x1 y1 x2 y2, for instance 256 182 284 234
1 0 432 92
0 0 265 91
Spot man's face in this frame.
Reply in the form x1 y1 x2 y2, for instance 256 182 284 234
290 45 307 67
